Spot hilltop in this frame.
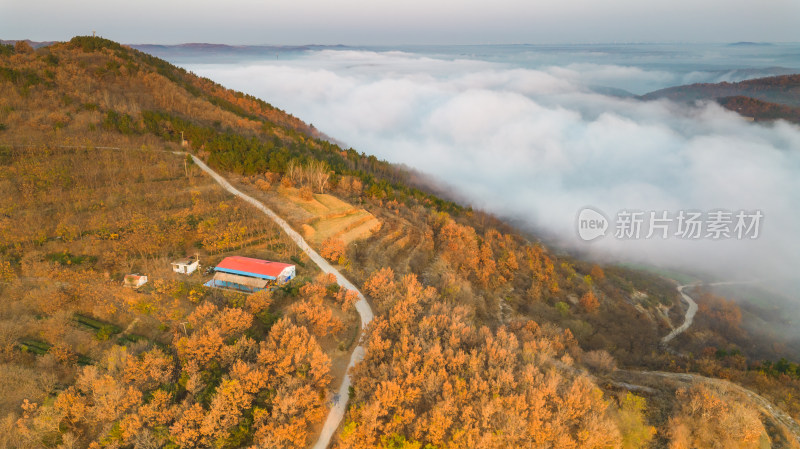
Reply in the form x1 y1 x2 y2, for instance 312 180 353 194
1 37 799 449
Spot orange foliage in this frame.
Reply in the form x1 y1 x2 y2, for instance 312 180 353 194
580 290 600 313
200 379 253 442
139 390 175 426
338 269 620 449
697 291 743 336
299 185 314 201
437 219 480 277
255 178 272 191
123 348 173 390
668 385 765 449
336 289 360 312
320 237 346 264
170 403 205 448
590 264 606 281
247 289 273 315
214 307 254 339
177 327 225 371
287 299 344 337
526 244 557 301
258 318 331 386
363 267 397 307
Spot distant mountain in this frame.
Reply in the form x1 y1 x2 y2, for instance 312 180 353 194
642 74 800 106
0 39 56 49
727 42 775 47
641 73 800 123
131 43 350 60
588 85 637 98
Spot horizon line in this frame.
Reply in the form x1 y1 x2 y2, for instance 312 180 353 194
5 37 800 48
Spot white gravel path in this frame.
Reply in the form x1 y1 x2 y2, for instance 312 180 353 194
191 155 373 449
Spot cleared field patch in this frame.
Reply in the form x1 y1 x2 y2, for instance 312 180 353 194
277 186 353 217
312 211 370 240
17 339 93 365
307 208 381 246
17 339 51 356
314 193 354 214
272 186 381 246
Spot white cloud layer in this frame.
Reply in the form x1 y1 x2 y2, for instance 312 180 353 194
186 51 800 292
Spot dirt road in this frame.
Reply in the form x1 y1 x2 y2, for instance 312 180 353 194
661 283 699 344
617 370 800 444
662 280 763 345
190 155 373 449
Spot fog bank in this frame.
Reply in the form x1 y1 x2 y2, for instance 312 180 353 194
185 49 800 294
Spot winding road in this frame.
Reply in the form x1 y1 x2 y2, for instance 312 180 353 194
661 279 763 345
654 279 800 442
661 283 699 344
190 155 373 449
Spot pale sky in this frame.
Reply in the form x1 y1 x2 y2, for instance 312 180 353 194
1 0 798 45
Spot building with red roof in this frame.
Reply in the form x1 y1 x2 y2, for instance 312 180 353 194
204 256 295 293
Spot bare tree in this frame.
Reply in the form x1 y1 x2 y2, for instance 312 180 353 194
306 160 330 193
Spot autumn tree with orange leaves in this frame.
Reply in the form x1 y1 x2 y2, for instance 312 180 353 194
337 268 622 449
581 290 600 313
321 237 347 264
13 301 333 449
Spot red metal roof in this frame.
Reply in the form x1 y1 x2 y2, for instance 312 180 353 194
215 256 293 278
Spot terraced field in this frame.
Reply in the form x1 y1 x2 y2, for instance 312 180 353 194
275 186 382 246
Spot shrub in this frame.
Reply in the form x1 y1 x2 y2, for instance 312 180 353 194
44 53 59 66
255 178 271 191
582 349 617 372
555 301 570 317
299 186 314 201
616 393 655 449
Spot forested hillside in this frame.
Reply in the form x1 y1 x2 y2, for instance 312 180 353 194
1 37 799 448
642 74 800 106
641 73 800 123
717 96 800 124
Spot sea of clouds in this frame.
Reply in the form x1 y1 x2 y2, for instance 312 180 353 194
184 49 800 293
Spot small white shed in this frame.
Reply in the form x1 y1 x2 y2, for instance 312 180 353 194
171 257 200 274
124 274 148 288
